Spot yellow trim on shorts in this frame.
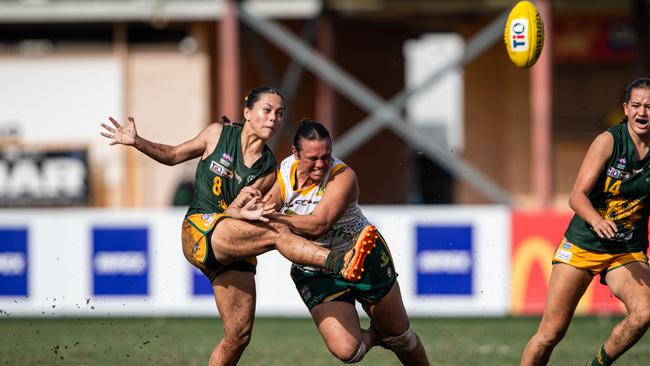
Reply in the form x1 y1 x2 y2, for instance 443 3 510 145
184 213 228 264
323 288 351 303
553 237 648 275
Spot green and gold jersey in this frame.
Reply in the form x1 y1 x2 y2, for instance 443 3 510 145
185 124 276 217
565 122 650 253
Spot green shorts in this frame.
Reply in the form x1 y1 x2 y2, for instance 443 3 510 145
291 231 398 311
182 213 256 283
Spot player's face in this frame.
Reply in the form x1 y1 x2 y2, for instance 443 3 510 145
625 88 650 137
244 93 284 140
295 138 332 183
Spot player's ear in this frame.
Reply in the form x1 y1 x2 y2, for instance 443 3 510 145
291 146 299 159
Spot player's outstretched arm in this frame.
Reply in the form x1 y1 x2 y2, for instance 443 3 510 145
100 116 217 166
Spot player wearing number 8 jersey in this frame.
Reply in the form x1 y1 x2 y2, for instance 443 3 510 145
267 119 429 365
521 78 650 366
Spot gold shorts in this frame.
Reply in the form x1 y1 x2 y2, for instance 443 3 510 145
182 213 256 283
553 238 648 283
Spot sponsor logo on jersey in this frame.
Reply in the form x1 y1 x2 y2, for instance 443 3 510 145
246 175 256 184
607 166 630 181
220 153 233 167
93 227 149 296
287 199 320 207
616 157 627 169
416 225 473 296
0 228 28 296
210 160 234 179
562 242 571 250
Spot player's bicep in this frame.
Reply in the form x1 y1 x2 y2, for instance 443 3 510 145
571 132 613 196
172 123 222 163
311 168 357 227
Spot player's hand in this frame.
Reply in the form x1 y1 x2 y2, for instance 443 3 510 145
239 196 275 222
232 187 262 208
592 218 617 239
100 116 137 146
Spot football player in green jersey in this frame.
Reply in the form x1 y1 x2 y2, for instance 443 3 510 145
266 120 429 365
521 78 650 366
100 87 377 366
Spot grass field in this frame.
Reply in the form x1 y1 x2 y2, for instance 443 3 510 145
1 316 649 365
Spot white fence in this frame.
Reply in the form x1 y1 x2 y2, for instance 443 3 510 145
0 206 510 317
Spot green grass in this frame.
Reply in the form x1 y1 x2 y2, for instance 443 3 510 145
1 316 649 365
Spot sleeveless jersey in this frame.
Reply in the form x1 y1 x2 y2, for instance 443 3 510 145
186 124 276 216
565 122 650 253
277 155 370 271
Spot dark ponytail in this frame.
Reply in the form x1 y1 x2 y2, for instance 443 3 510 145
244 86 284 109
624 77 650 103
621 77 650 124
292 119 331 151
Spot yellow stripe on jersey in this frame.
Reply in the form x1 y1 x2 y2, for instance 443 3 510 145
289 158 318 195
327 163 347 184
276 169 287 203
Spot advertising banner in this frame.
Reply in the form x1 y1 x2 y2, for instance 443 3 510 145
0 147 89 206
0 206 512 317
511 211 625 315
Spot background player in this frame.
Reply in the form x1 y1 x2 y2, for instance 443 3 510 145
520 78 650 366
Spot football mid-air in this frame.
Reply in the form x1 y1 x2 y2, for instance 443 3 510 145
504 0 545 68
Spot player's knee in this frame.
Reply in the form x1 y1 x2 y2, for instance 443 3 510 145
339 342 367 364
381 328 418 352
223 327 253 350
537 326 566 347
627 310 650 331
269 220 290 235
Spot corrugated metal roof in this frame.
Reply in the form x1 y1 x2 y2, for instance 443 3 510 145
0 0 321 23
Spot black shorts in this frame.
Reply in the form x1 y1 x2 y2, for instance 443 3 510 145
291 231 398 311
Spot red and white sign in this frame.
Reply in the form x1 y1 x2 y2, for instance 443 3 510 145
511 211 625 315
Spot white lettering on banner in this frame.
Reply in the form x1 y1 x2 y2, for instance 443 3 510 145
0 158 85 198
0 253 26 275
418 250 472 274
94 252 147 275
42 158 86 196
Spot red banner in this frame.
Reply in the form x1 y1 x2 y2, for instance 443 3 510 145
511 211 624 315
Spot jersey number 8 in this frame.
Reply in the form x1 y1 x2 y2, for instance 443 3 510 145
213 176 223 196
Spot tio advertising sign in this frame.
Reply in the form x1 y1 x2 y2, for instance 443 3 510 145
511 211 624 315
